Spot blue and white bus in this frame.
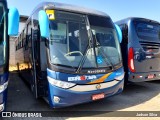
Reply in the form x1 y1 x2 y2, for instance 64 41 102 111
16 2 124 108
0 0 19 111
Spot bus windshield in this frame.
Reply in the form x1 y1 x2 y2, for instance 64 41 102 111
0 4 6 65
89 15 122 68
49 11 121 69
134 21 160 42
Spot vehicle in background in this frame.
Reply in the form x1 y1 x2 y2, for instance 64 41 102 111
116 17 160 83
16 2 124 108
0 0 19 112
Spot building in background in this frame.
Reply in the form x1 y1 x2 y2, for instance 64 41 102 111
9 15 28 66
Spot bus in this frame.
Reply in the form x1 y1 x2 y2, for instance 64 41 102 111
116 17 160 83
0 0 19 112
16 2 124 108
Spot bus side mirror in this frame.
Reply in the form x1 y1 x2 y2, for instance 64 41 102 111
115 24 122 43
38 10 49 38
8 7 19 36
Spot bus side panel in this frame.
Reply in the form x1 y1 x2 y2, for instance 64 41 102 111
18 20 34 87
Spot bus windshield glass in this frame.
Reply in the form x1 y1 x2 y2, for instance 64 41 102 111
134 21 160 41
88 15 122 68
0 4 6 65
49 11 121 69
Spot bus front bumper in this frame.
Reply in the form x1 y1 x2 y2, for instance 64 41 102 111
48 79 124 108
129 71 160 82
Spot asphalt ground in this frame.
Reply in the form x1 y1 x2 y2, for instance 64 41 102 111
2 72 160 120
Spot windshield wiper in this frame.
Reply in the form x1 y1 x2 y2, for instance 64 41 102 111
76 42 91 73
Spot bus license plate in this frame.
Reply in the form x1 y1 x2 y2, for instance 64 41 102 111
92 93 105 101
148 74 154 79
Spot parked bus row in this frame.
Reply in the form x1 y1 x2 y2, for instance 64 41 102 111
14 2 160 109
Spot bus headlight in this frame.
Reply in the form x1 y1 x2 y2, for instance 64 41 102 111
115 73 125 81
0 81 8 93
47 77 76 89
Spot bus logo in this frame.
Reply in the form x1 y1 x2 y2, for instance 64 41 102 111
68 75 97 81
96 84 101 90
80 76 86 80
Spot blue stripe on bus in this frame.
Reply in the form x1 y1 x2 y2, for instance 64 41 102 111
47 67 124 84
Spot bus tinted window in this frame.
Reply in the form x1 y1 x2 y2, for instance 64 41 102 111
134 21 160 41
88 15 114 28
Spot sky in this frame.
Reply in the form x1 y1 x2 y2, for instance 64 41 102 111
7 0 160 22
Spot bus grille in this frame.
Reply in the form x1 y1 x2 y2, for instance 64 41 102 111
139 41 160 52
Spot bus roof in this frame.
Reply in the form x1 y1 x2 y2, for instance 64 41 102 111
17 2 110 42
116 17 160 25
32 2 109 17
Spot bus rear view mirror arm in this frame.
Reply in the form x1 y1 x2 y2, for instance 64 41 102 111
115 24 122 43
8 7 19 36
38 10 50 38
